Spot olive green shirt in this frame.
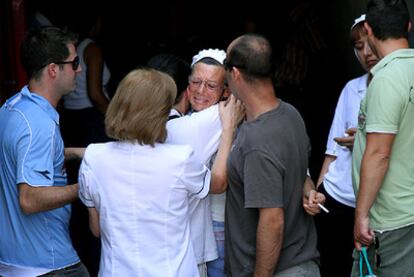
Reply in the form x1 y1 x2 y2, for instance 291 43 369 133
352 49 414 231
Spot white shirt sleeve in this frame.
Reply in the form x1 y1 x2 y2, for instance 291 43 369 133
177 156 211 199
166 104 222 165
78 149 97 208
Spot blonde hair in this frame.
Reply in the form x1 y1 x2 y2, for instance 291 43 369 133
105 68 177 145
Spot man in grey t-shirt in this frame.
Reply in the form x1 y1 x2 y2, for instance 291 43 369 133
224 34 320 276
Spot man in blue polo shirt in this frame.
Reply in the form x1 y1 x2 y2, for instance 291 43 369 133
0 27 88 276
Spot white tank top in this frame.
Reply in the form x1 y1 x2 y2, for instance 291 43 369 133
63 38 111 109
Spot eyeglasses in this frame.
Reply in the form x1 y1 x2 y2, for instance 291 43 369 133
39 56 80 71
223 58 245 71
188 77 224 92
54 56 80 71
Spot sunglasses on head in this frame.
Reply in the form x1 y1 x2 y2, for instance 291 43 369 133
54 56 80 71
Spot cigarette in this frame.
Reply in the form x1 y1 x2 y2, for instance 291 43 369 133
317 203 330 213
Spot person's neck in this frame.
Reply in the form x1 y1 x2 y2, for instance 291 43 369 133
173 103 186 116
174 92 190 115
377 38 409 59
244 82 280 121
28 80 59 108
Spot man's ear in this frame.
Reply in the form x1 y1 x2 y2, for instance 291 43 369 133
46 63 59 78
364 21 373 37
232 67 242 81
408 21 412 32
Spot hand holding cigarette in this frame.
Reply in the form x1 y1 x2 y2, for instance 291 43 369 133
303 189 327 216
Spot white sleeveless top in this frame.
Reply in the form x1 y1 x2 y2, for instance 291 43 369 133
63 38 111 109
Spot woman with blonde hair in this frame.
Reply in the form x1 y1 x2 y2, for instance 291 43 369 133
78 68 210 276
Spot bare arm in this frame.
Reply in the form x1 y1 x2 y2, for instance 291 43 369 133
209 128 235 194
19 183 78 214
303 175 317 197
88 207 100 237
64 147 86 161
210 95 245 194
254 207 284 277
316 155 336 188
85 43 109 114
354 132 394 250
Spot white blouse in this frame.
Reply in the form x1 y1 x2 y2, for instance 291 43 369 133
323 74 368 207
79 141 210 276
166 104 222 264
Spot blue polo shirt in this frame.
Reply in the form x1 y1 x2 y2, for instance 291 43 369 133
0 86 79 271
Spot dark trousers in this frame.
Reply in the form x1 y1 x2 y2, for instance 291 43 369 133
38 262 89 277
314 183 355 277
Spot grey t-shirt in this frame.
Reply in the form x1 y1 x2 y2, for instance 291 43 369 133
225 100 319 276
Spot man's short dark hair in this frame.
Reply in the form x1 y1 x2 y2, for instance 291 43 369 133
366 0 410 40
21 26 77 80
227 34 274 82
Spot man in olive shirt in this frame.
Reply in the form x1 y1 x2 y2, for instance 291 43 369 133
352 0 414 276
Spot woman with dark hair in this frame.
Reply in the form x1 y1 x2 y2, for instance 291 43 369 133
62 12 111 147
146 53 191 119
315 14 379 277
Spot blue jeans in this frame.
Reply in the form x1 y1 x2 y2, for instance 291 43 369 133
207 221 225 277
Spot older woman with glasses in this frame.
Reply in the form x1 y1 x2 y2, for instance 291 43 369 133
78 68 210 276
167 48 233 277
187 49 229 113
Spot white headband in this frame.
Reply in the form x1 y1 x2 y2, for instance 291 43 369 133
191 48 226 67
351 14 366 31
351 14 367 63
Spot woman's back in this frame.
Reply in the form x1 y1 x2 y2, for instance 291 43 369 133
79 141 208 276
